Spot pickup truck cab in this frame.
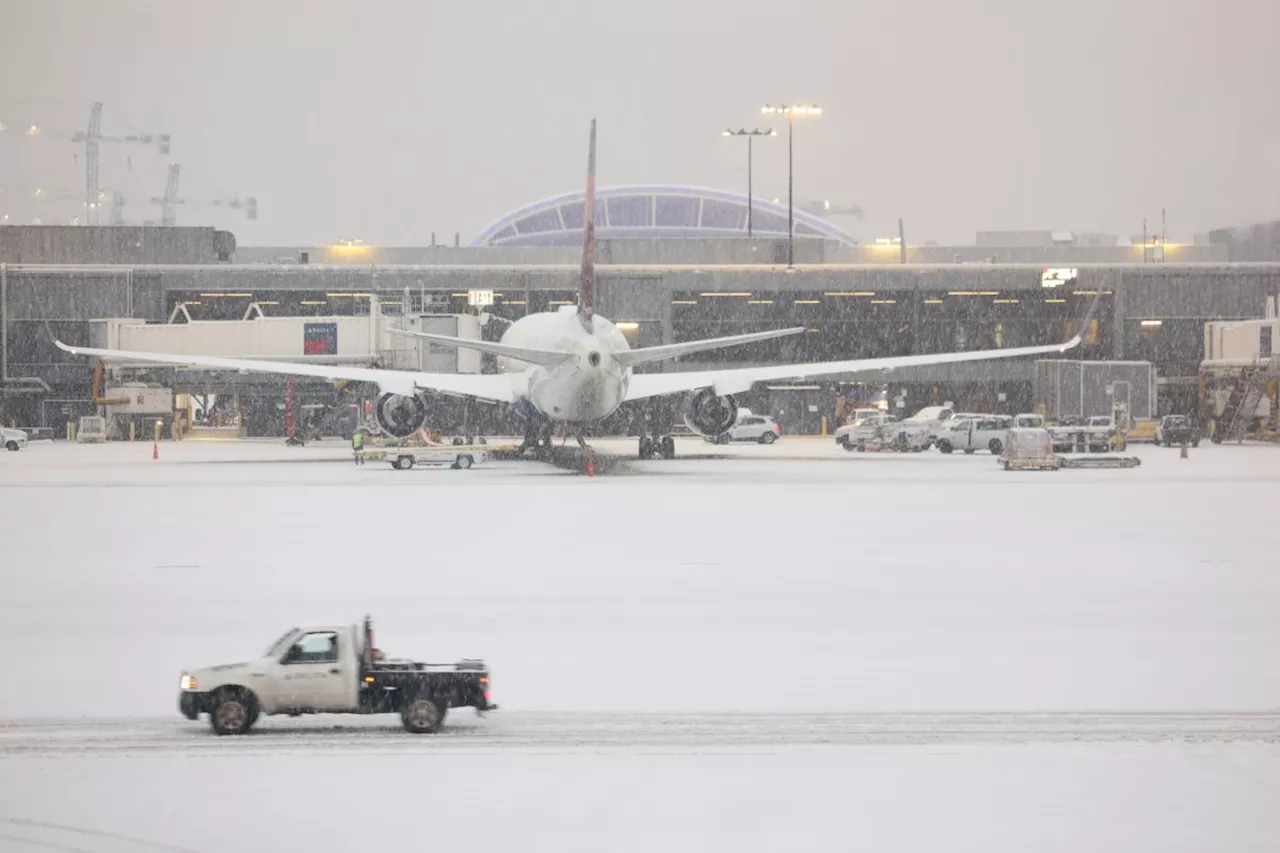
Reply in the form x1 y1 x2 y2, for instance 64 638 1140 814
179 617 495 735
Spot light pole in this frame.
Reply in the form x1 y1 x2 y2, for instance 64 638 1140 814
722 128 775 238
761 104 822 267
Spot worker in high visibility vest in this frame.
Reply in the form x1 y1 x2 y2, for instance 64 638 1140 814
351 430 366 465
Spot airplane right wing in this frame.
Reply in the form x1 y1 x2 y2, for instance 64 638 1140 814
624 335 1083 402
625 291 1104 403
53 340 517 402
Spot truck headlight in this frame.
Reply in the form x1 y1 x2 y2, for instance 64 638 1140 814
181 675 197 691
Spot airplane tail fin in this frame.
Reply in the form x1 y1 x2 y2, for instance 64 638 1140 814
578 119 597 333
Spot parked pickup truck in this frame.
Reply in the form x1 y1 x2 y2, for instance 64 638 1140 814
179 617 495 735
1047 416 1115 453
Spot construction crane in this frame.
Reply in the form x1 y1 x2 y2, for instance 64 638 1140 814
70 102 170 225
150 163 257 226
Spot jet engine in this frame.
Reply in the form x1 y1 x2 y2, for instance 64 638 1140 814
681 389 738 438
373 392 428 438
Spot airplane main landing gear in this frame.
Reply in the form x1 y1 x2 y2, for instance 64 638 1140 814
638 435 676 460
519 420 554 459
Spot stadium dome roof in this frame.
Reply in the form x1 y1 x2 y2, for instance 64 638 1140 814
472 185 856 247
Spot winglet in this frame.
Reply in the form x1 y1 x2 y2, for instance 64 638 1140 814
1062 288 1105 350
578 119 597 334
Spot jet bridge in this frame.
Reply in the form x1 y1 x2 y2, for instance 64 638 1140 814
88 299 483 375
81 299 488 437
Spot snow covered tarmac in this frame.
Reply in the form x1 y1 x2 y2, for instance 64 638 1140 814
2 437 1279 850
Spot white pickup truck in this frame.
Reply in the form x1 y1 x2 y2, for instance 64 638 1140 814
835 412 896 449
1047 416 1115 453
179 617 495 735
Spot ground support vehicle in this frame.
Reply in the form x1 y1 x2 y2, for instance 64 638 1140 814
179 617 495 735
848 425 930 453
835 413 896 449
1058 454 1142 469
357 447 490 470
997 428 1062 470
1047 417 1116 453
936 417 1013 455
2 426 28 451
1155 415 1201 447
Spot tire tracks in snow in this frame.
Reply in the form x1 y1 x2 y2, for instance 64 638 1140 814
1 711 1278 756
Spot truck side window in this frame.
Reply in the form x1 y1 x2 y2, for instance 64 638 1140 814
285 631 339 664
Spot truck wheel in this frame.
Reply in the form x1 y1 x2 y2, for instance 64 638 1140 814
210 690 256 736
988 438 1003 455
938 441 953 454
660 436 676 459
638 436 653 459
401 698 447 734
455 454 473 470
760 433 776 444
397 455 414 470
5 441 17 452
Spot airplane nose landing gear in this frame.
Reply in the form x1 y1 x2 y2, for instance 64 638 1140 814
638 434 675 459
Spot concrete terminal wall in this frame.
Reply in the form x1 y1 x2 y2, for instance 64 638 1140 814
0 226 234 265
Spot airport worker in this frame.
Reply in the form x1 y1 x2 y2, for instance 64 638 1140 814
351 430 365 465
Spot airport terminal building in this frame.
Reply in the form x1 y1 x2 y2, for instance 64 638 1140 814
3 195 1280 436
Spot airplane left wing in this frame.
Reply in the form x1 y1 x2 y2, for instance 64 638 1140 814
53 340 516 402
624 335 1085 403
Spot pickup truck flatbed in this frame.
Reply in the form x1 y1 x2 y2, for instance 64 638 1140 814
179 617 495 735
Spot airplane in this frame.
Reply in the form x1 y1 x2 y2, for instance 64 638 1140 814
55 119 1099 460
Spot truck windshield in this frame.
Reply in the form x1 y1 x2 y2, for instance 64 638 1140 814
265 628 298 658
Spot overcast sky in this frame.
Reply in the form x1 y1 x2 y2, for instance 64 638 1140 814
3 0 1278 246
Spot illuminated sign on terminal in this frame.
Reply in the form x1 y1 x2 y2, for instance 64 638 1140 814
1041 268 1079 288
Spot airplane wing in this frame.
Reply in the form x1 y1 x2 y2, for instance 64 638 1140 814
623 291 1103 403
624 336 1083 402
615 327 805 368
53 340 516 402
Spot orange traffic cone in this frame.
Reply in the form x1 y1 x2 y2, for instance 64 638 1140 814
1180 442 1188 459
152 442 159 460
586 457 595 477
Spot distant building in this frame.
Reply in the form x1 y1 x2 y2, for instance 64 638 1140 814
472 186 857 248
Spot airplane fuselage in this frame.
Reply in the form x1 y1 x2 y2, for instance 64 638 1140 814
497 307 631 422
